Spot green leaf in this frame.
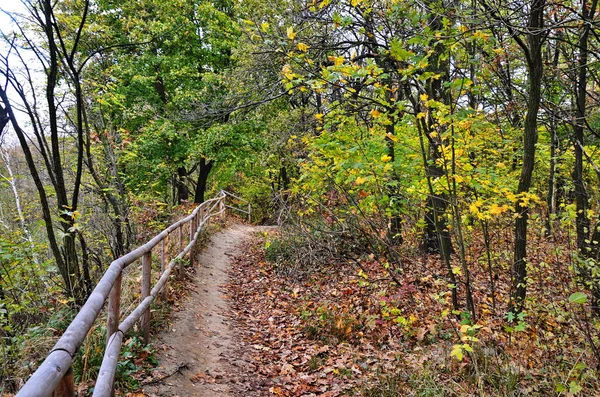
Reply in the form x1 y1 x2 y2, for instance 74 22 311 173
569 381 583 394
389 39 412 62
569 292 588 304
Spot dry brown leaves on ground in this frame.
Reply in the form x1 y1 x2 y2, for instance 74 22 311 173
225 227 600 396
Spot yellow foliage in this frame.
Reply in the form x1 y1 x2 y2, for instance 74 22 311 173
297 42 309 52
488 203 509 215
281 64 294 80
287 26 297 40
328 55 345 66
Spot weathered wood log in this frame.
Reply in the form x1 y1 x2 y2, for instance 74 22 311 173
219 199 225 218
178 225 183 278
161 237 167 300
189 216 195 266
141 251 152 343
92 331 123 397
106 272 122 343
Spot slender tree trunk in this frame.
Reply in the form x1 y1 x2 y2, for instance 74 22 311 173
194 158 214 203
573 0 600 313
511 0 545 314
421 0 453 257
545 117 558 238
0 146 33 244
386 130 403 246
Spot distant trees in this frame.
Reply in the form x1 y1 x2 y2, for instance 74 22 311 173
0 0 94 303
89 0 242 205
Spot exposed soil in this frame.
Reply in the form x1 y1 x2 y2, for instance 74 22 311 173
141 224 273 397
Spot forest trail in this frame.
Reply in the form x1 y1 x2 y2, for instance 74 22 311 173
142 223 272 397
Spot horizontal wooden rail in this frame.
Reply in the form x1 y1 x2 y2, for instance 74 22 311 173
220 189 251 221
17 192 228 397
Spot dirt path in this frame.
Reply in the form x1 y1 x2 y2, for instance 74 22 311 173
142 224 269 397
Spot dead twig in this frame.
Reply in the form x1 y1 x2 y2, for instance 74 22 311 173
141 362 190 386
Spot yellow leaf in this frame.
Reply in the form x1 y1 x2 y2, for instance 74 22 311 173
315 113 324 120
297 42 309 52
287 27 297 40
420 93 429 101
281 64 294 80
356 176 367 185
381 154 392 163
328 55 344 66
488 203 508 215
469 203 480 215
370 109 381 118
450 344 464 361
452 266 462 276
261 22 270 32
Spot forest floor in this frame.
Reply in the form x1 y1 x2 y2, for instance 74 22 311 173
135 221 599 397
140 223 275 397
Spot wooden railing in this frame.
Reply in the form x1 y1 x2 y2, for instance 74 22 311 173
17 191 249 397
220 189 251 221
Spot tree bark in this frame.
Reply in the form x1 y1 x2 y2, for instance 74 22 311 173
193 158 214 203
176 166 190 204
421 0 453 258
511 0 545 314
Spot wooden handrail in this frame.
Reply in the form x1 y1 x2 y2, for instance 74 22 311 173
220 189 252 221
17 192 227 397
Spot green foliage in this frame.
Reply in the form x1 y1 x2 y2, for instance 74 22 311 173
569 292 588 305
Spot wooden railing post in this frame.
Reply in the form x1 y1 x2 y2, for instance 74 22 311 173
52 367 74 397
178 225 183 278
161 237 168 300
189 217 195 266
141 251 152 343
219 197 225 218
248 203 251 222
107 272 122 342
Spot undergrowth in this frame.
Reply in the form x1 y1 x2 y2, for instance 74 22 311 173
260 212 600 396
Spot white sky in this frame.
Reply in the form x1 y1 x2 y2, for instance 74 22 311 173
1 1 37 146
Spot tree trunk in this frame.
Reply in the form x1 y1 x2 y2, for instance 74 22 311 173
573 0 600 314
176 166 190 204
194 158 214 203
420 0 453 257
545 117 558 238
511 0 545 314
